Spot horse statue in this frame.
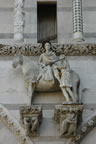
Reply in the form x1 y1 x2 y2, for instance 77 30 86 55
12 54 81 106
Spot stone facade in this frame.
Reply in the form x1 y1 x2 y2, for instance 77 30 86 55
0 0 96 144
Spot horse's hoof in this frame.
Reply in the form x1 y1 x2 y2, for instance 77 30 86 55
62 101 77 105
62 101 70 105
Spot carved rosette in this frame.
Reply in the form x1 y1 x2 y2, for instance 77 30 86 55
54 104 83 138
14 0 25 42
74 111 96 143
20 105 42 137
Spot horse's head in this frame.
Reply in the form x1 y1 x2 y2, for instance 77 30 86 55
12 54 23 68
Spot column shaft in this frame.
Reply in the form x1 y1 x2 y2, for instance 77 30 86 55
72 0 84 42
14 0 25 43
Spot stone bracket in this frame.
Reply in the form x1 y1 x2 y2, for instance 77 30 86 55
54 104 83 138
20 105 42 137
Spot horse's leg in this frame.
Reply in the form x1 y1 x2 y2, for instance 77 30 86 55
31 83 35 104
27 82 36 106
66 87 75 102
27 82 32 106
61 87 70 103
73 79 80 103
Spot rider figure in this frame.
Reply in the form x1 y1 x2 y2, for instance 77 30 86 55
38 42 74 103
38 41 58 82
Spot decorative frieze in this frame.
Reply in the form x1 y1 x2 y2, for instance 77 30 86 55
14 0 25 42
0 43 96 56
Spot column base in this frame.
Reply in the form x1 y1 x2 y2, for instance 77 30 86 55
14 33 24 43
73 32 85 42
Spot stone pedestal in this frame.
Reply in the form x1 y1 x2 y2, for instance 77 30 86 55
20 105 42 137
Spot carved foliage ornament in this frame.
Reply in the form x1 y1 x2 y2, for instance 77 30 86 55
74 111 96 143
0 104 31 144
0 43 96 56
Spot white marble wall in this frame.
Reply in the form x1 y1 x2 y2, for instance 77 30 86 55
0 0 96 43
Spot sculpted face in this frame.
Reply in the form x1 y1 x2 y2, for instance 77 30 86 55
44 42 51 51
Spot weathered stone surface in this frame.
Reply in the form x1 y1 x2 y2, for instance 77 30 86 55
20 105 42 137
0 43 96 56
0 104 31 144
12 44 81 105
14 0 25 42
54 104 83 138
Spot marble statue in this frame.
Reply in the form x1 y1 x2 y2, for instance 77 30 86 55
12 42 81 105
53 54 75 103
38 42 58 82
60 113 77 137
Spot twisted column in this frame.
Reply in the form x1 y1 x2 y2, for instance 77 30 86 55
72 0 84 42
14 0 25 43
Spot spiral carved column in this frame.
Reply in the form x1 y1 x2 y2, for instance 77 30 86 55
14 0 25 43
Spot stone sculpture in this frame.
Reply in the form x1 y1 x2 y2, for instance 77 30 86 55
24 117 39 136
20 106 42 136
53 54 75 103
38 42 58 82
12 42 81 105
60 113 77 137
54 104 83 138
11 42 84 140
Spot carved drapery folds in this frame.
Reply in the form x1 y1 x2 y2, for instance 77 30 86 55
14 0 25 42
72 0 84 42
20 106 42 136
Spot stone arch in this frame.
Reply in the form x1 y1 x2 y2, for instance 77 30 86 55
75 112 96 143
0 104 32 144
